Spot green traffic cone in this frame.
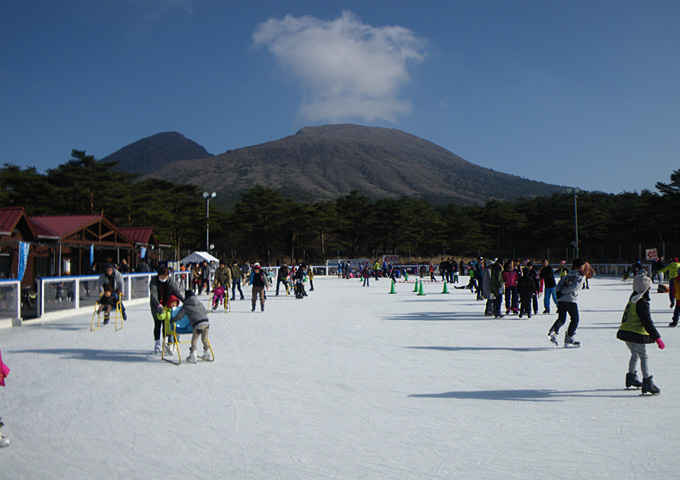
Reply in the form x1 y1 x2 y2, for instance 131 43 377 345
389 278 397 294
413 279 419 292
418 280 426 296
442 281 449 294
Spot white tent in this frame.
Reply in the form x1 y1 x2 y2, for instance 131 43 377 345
179 251 219 265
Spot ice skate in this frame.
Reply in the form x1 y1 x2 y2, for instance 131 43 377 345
642 376 660 395
669 321 678 328
201 349 212 362
0 433 9 448
547 331 558 347
186 350 197 364
165 343 174 356
154 340 161 354
626 371 642 389
102 315 110 325
564 334 580 348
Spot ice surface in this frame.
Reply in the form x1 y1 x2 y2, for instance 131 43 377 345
1 277 678 479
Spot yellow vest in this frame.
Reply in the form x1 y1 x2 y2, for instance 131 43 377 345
619 301 649 337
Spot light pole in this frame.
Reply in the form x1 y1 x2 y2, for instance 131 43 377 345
202 191 216 252
566 188 580 259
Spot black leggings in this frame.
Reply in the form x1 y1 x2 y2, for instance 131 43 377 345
153 319 166 341
551 302 580 336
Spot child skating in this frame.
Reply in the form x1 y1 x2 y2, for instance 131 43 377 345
172 291 212 363
617 275 664 394
0 346 10 447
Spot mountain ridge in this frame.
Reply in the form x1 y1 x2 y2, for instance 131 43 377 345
107 124 564 206
101 131 212 174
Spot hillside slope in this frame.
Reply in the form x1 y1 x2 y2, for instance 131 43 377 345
137 124 562 205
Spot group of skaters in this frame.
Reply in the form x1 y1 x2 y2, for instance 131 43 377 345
86 257 317 365
460 254 679 395
276 263 314 299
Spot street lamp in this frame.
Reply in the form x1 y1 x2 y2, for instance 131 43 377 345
202 191 216 252
566 188 580 259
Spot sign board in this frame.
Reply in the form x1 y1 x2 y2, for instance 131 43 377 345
645 248 659 261
382 255 399 264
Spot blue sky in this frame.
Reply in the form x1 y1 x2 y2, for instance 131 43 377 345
1 0 678 194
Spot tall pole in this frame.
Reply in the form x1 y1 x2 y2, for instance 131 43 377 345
567 188 580 259
203 191 216 252
574 188 579 259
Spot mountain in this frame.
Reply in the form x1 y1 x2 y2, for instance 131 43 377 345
118 124 563 205
100 131 212 174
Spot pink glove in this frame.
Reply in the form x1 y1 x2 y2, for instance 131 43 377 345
656 338 665 350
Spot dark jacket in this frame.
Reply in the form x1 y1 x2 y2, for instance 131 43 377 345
250 270 267 288
517 274 537 298
489 262 504 297
540 265 557 289
149 276 184 318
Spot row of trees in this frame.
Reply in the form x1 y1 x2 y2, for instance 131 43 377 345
2 151 679 265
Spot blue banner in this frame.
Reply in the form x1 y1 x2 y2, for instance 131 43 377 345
141 247 147 259
90 244 94 267
17 241 29 281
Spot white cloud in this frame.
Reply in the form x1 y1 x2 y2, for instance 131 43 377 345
252 11 427 122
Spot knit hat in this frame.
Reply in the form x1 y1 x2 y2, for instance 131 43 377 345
632 275 652 303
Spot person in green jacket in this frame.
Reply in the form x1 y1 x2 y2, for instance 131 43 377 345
658 257 680 308
616 275 665 395
230 262 245 300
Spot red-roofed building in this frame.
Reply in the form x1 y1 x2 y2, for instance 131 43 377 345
28 215 136 277
0 207 40 283
1 207 164 288
119 227 163 271
119 227 158 248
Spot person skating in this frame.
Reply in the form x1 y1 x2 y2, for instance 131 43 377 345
539 259 558 314
249 263 268 311
230 262 245 300
547 259 586 347
149 266 185 354
276 263 290 295
669 274 680 327
617 275 664 394
213 260 232 297
0 346 10 447
517 266 537 318
658 257 680 308
98 263 127 320
172 290 212 363
489 258 504 318
96 290 119 325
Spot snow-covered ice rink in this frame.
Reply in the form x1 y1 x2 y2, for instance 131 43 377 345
2 276 679 479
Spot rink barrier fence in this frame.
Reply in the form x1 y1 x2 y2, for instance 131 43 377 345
0 279 21 328
0 263 656 328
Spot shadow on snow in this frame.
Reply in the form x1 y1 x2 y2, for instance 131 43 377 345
407 345 553 353
409 388 632 402
11 348 154 363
